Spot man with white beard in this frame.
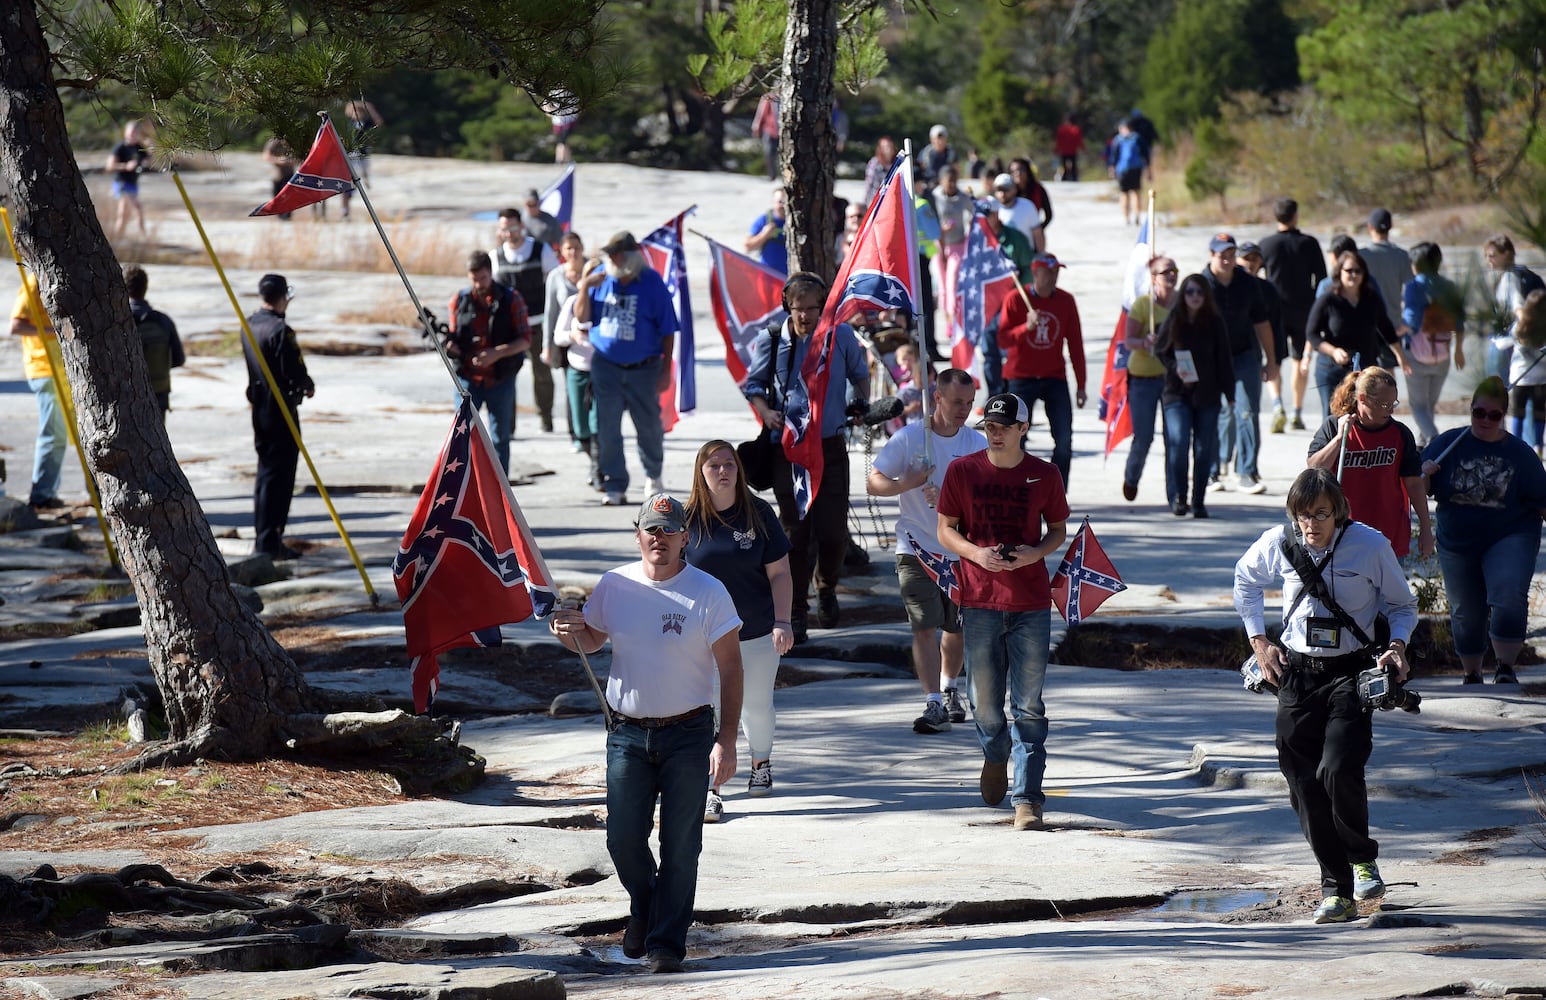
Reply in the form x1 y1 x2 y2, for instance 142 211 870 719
572 231 679 505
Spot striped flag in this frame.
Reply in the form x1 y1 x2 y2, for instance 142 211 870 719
952 203 1021 373
249 120 354 217
704 238 788 386
641 208 696 429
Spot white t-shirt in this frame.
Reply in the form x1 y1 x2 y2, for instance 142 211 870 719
872 420 987 557
585 561 742 718
997 198 1040 243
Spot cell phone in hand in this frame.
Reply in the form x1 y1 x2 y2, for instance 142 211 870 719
996 542 1016 562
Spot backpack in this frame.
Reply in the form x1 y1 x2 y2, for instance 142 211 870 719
1516 265 1545 299
136 311 172 395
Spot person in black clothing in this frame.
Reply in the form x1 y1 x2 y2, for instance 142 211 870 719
1307 250 1407 420
445 251 533 474
1258 198 1327 430
492 209 559 434
1155 274 1235 518
1203 234 1278 495
107 120 150 239
244 274 314 560
123 265 185 419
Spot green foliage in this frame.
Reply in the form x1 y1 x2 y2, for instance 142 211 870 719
963 46 1033 146
688 1 786 100
1184 117 1239 209
1140 0 1298 137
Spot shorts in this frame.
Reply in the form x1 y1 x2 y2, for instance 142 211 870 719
552 119 577 142
1118 167 1143 193
111 177 139 198
897 554 961 633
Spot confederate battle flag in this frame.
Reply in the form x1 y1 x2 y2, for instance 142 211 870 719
250 118 355 217
392 399 558 713
1050 518 1127 626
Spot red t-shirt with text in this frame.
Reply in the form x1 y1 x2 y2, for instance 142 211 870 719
937 451 1071 612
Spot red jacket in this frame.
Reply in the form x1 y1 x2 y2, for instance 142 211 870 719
996 286 1086 388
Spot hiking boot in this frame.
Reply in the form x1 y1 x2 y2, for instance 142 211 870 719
980 759 1008 806
1495 665 1520 684
748 760 772 797
646 950 684 974
1122 480 1138 501
1013 802 1044 831
943 687 968 723
703 790 724 823
1239 474 1268 495
622 916 647 959
1352 861 1385 900
913 700 951 734
1313 895 1357 923
1291 413 1306 430
1270 407 1287 434
816 589 840 628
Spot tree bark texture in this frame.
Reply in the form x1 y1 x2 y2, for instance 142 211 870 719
780 0 838 282
0 0 310 757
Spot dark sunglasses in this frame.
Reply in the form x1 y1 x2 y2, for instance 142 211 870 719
1183 286 1206 297
1154 267 1179 277
1472 406 1505 421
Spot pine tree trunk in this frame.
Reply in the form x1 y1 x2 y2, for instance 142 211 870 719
0 0 310 759
780 0 838 282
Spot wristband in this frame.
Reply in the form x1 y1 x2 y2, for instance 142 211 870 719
774 620 791 628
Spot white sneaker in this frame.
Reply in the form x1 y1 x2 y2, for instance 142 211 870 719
1206 475 1227 493
704 790 724 823
1240 475 1268 495
646 477 666 496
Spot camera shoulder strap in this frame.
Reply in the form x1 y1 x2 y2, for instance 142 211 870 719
1279 521 1374 648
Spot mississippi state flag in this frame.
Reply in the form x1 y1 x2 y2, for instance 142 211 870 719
952 204 1020 372
1050 518 1127 626
392 399 558 712
641 209 696 429
785 150 919 516
1100 217 1152 457
705 238 788 386
539 164 575 231
250 119 354 217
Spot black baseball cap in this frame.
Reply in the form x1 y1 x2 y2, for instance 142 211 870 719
1368 208 1393 232
981 392 1029 426
258 274 292 302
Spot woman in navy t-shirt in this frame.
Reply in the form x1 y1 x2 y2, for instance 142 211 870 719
684 440 793 822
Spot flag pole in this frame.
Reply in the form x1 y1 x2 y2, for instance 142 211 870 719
1147 190 1157 341
320 112 467 398
0 208 120 569
902 140 935 467
170 170 378 604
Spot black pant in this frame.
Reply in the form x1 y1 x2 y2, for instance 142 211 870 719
771 433 850 616
252 397 300 555
1275 664 1377 898
1059 155 1078 181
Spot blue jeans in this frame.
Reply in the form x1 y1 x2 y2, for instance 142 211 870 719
1163 401 1221 507
1007 377 1072 487
1123 374 1164 489
1215 350 1262 479
961 607 1051 807
606 710 716 961
1437 529 1542 655
459 376 515 473
590 355 664 495
1313 353 1352 422
28 376 67 504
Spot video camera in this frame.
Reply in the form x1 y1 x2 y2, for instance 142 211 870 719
1357 665 1421 714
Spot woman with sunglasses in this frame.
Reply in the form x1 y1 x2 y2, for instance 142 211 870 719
1120 256 1180 502
1155 274 1235 518
1306 250 1408 420
1307 368 1432 560
684 440 794 821
1421 376 1546 684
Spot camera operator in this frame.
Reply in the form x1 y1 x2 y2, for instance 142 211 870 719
1233 467 1417 924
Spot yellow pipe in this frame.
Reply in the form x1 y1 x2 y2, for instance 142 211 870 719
170 169 378 604
0 208 120 568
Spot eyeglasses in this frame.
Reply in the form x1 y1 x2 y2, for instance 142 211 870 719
639 525 684 536
1472 406 1505 421
1154 268 1179 277
1361 396 1399 411
1294 510 1335 525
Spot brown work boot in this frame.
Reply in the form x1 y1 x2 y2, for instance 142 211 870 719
1013 802 1044 830
979 759 1007 806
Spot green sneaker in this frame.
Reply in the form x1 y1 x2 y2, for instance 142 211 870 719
1270 407 1287 434
1313 895 1357 923
1352 861 1385 900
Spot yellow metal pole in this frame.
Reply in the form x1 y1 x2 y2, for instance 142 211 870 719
0 208 120 568
170 169 378 604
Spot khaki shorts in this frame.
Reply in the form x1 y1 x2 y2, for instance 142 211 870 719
897 554 961 633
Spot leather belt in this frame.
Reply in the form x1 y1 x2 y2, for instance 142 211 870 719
612 704 712 729
1284 649 1369 675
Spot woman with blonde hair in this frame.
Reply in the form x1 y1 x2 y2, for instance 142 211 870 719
1306 367 1431 560
684 440 793 821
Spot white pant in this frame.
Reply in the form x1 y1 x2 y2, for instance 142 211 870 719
714 634 780 765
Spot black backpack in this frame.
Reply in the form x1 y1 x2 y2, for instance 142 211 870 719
1515 265 1545 299
136 311 172 395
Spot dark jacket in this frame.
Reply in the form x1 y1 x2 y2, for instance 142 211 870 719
1156 312 1235 408
449 281 529 384
1306 289 1398 365
244 308 313 407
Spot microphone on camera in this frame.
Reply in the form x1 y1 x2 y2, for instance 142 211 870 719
848 396 904 426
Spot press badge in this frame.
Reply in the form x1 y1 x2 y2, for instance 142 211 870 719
1305 616 1342 649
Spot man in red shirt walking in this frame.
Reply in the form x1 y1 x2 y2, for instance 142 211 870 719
995 253 1087 486
1054 113 1085 182
937 393 1070 831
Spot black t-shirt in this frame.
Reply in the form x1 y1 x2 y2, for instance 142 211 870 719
1204 268 1269 358
111 141 148 176
1259 229 1326 319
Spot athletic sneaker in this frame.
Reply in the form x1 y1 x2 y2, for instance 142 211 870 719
602 491 628 506
646 477 666 496
1495 665 1520 684
913 699 951 734
1352 861 1385 900
1206 475 1227 492
748 760 773 797
703 790 724 823
1313 895 1357 923
943 687 968 723
1291 413 1306 430
1239 474 1268 495
1270 407 1287 434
